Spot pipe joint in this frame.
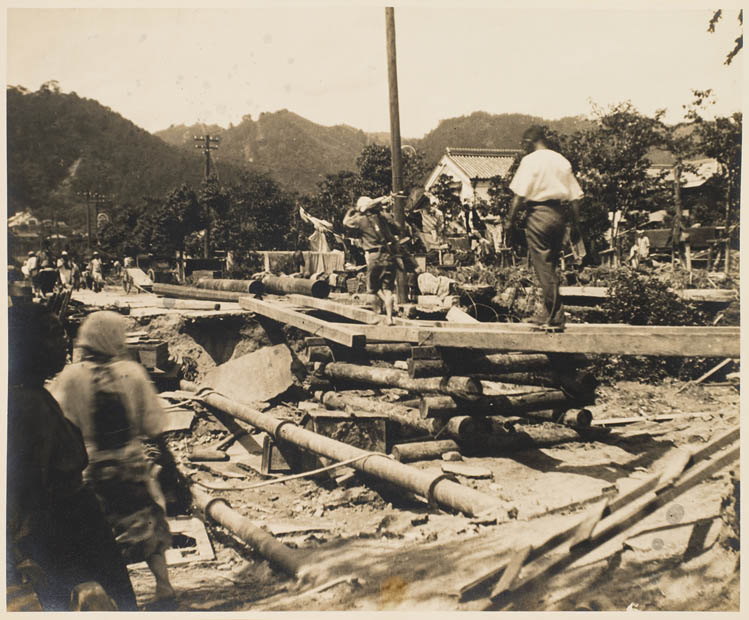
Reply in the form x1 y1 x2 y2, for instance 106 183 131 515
201 495 231 520
273 419 297 442
426 473 455 508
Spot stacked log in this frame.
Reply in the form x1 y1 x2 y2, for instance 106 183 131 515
297 332 599 461
322 362 483 399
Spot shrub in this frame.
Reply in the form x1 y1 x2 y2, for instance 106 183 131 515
603 269 707 326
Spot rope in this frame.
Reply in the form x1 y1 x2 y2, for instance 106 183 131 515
227 452 389 491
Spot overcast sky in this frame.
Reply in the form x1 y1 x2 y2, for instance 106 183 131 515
6 2 744 137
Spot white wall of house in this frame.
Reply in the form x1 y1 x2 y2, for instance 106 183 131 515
424 156 476 204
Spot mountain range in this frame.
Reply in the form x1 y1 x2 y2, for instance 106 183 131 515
8 84 592 224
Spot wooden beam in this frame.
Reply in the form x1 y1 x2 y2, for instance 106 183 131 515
242 296 739 356
411 327 739 357
285 294 383 324
238 296 365 348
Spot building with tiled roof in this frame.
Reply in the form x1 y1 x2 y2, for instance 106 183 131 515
646 157 721 189
424 147 521 205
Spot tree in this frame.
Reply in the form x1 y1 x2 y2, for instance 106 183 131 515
486 156 521 217
134 184 202 260
557 104 665 255
684 89 742 269
708 9 743 65
303 170 362 230
200 177 231 257
208 170 295 274
356 143 429 198
429 174 462 219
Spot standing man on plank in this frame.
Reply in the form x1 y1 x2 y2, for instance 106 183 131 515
505 125 584 331
343 195 402 325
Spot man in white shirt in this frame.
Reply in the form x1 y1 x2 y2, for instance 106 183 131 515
505 126 584 329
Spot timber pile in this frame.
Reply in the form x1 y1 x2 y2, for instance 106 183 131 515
301 336 601 460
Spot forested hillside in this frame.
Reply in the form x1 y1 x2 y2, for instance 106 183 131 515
156 111 385 194
6 83 246 225
415 111 593 163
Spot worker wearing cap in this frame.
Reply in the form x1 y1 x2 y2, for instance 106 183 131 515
343 195 400 325
505 125 584 329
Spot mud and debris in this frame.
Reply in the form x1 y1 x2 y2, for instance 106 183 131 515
73 292 735 611
26 283 740 612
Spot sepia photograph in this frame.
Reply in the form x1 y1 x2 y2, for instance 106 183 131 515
4 1 742 612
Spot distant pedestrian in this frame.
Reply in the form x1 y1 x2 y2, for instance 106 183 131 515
629 230 651 270
88 252 104 292
505 125 584 329
22 251 40 295
57 251 74 290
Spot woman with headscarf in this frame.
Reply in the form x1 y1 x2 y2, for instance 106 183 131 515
50 310 176 608
7 304 137 610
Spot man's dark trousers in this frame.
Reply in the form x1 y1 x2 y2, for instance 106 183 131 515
525 204 566 326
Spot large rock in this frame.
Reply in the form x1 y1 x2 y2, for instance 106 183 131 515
203 344 294 404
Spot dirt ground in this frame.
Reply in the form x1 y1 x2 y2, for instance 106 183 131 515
72 287 740 612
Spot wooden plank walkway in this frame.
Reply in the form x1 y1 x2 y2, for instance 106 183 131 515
239 295 740 357
238 296 365 348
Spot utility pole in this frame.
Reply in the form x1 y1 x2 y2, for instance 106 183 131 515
724 176 732 274
194 134 220 258
77 190 109 252
385 6 408 303
671 162 682 269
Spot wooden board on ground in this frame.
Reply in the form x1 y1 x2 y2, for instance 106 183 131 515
203 344 294 405
124 267 153 289
129 517 214 568
162 409 196 432
559 286 736 303
441 463 494 479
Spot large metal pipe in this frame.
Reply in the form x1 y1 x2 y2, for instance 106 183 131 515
191 486 302 576
195 278 264 295
261 275 330 299
324 362 482 398
182 382 500 516
152 282 245 302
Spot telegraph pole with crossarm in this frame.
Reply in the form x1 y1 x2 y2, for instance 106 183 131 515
76 190 111 252
194 134 220 258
